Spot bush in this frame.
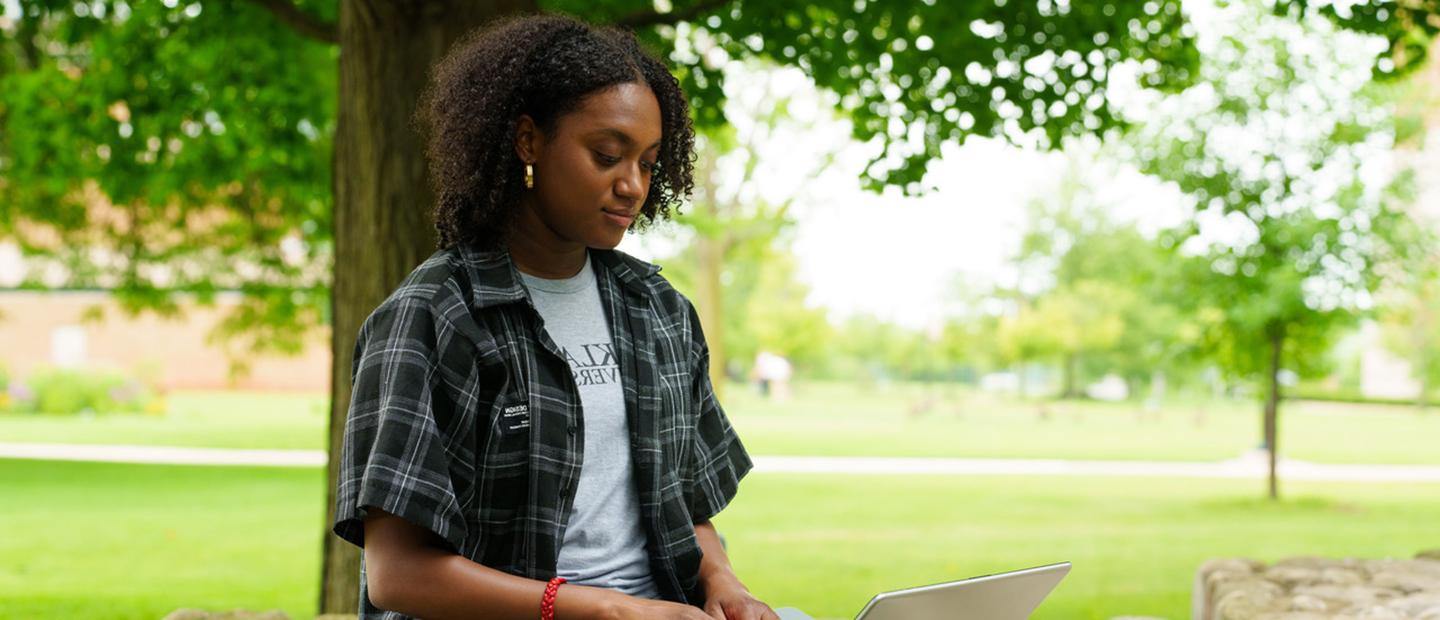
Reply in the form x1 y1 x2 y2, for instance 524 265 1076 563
7 367 160 416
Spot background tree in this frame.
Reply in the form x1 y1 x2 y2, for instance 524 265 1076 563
1376 38 1440 412
1122 0 1415 500
661 217 833 383
659 62 839 391
0 1 334 361
1275 0 1440 80
1378 224 1440 411
810 314 955 389
1005 156 1200 401
992 299 1062 400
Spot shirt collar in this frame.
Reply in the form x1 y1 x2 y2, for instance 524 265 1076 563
456 243 660 309
591 246 662 297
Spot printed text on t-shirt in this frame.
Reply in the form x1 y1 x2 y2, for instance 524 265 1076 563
562 343 619 387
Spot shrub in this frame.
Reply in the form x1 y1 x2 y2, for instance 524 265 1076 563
9 367 159 416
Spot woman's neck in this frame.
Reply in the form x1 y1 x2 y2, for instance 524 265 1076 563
506 208 588 279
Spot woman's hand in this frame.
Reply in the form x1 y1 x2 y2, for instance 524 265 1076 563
605 595 718 620
701 579 780 620
690 519 778 620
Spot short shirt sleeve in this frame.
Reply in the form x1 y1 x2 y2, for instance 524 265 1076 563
331 293 468 554
682 301 754 522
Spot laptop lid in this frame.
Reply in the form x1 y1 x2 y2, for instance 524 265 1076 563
854 561 1072 620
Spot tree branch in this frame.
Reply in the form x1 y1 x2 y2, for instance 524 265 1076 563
617 0 731 29
243 0 338 44
15 12 43 71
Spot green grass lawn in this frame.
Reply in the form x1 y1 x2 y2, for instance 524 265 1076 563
0 459 325 620
718 474 1440 619
3 458 1439 620
2 382 1438 464
0 390 329 450
722 382 1440 464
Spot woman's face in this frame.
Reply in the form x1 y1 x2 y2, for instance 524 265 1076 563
515 81 663 251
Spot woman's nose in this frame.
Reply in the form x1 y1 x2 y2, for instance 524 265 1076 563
615 163 644 201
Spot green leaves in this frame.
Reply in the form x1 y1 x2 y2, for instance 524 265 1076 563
1 0 334 375
691 0 1199 193
0 0 1242 379
1273 0 1440 79
1124 1 1407 383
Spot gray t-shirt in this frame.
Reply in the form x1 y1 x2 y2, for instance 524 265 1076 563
519 254 660 599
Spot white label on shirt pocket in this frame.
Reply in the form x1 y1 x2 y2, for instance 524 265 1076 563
501 403 531 431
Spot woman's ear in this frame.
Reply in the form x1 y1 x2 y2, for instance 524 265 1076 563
514 114 543 164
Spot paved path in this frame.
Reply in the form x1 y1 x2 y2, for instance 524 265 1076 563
4 442 1440 482
0 442 327 467
754 455 1440 482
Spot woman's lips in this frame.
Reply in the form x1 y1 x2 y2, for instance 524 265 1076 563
603 210 636 227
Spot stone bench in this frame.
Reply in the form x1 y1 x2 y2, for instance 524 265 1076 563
1194 551 1440 619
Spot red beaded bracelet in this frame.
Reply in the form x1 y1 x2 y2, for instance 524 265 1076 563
541 576 567 620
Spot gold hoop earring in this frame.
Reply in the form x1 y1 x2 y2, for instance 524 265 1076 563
524 163 535 189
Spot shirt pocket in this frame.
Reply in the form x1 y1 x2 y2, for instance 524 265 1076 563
480 369 530 462
474 359 532 542
492 391 532 445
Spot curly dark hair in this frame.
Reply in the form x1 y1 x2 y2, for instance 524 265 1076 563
420 14 697 250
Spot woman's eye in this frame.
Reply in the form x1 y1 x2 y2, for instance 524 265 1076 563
594 151 621 166
641 160 657 173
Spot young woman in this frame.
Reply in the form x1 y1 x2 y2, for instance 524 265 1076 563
329 13 776 620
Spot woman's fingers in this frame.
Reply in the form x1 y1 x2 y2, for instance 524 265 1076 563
745 600 781 620
702 600 728 620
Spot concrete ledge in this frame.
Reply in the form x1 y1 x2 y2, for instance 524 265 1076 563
1194 552 1440 619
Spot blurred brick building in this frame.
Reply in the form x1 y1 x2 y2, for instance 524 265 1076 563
0 289 329 392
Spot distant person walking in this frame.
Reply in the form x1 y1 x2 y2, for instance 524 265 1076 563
752 351 793 401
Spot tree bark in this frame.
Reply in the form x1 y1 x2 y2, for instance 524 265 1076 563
695 233 727 393
1061 352 1078 398
322 1 536 613
1417 322 1433 413
245 0 339 43
14 10 43 71
693 144 728 398
1420 373 1431 413
1017 362 1028 400
1263 327 1285 501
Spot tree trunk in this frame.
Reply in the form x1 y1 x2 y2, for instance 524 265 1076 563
693 144 728 398
1016 362 1027 400
1263 328 1285 501
1061 352 1078 399
696 233 727 394
1418 344 1432 414
322 1 535 613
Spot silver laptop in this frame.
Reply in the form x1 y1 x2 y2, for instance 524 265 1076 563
774 562 1071 620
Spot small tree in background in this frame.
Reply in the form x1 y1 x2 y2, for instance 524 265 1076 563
1378 223 1440 411
1124 0 1415 499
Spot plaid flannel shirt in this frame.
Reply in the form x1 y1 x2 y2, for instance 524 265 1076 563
331 243 752 618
